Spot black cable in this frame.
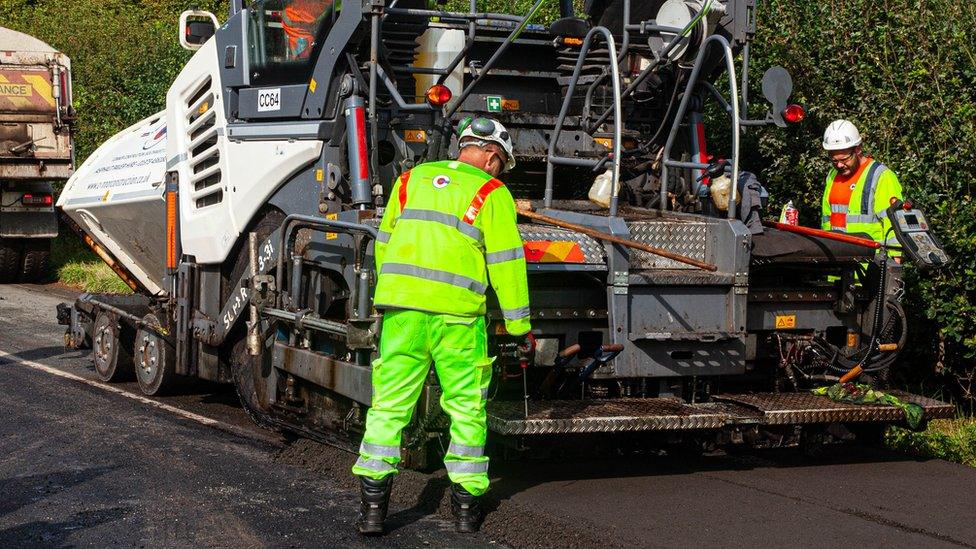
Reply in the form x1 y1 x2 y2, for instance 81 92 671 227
825 227 900 374
1 196 23 208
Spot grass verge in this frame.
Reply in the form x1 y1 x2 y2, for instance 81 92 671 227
886 418 976 467
50 234 132 294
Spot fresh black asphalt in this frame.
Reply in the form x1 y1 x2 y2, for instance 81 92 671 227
2 283 975 548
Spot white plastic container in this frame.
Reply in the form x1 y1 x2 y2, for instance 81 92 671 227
709 174 732 211
588 169 618 208
413 25 465 103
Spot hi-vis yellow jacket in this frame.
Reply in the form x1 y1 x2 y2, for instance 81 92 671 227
821 159 903 247
373 160 531 336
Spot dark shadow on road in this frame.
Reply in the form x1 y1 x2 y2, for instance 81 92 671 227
0 465 118 518
1 346 78 363
0 507 128 548
485 442 928 504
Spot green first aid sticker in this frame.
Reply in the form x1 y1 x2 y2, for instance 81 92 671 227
486 96 502 113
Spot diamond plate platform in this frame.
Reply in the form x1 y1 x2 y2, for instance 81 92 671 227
486 398 732 435
518 223 606 264
628 220 709 270
712 391 956 425
486 391 955 435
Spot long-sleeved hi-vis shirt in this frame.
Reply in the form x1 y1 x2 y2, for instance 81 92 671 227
820 158 903 249
373 160 531 335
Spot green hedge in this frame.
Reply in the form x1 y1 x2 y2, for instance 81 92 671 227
0 0 223 166
3 0 975 406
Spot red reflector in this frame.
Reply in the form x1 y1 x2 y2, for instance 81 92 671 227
782 104 805 123
425 84 452 106
59 70 69 109
21 193 53 206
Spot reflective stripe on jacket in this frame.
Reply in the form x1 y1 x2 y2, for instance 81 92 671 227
374 160 531 335
820 159 903 248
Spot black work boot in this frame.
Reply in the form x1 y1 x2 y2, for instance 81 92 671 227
450 483 483 533
356 476 393 535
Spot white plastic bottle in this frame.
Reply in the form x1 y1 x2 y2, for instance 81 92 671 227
588 169 617 208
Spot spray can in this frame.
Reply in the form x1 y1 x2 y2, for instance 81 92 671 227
780 200 799 226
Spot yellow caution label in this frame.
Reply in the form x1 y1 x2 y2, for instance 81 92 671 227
309 78 317 93
325 213 338 240
594 137 613 149
405 130 426 143
0 83 30 97
775 315 796 329
847 331 859 348
315 168 324 182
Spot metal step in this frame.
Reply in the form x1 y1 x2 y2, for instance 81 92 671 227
712 391 956 425
486 398 749 436
486 392 955 436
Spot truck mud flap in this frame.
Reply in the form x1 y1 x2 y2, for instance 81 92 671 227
486 392 955 436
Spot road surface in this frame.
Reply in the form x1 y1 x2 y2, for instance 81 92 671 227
1 283 975 548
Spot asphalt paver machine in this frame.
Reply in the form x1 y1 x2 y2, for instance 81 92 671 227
57 0 953 464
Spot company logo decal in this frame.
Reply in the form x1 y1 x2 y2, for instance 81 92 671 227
142 125 167 150
432 175 451 189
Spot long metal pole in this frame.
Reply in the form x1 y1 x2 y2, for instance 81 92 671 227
761 221 892 249
384 7 523 22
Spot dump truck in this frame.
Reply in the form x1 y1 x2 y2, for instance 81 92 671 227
56 0 953 465
0 27 73 282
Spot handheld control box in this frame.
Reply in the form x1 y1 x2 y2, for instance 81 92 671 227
887 201 949 268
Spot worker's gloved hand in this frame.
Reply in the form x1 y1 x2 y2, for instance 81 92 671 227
518 332 537 355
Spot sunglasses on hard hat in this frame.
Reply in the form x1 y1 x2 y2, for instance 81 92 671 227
458 117 509 142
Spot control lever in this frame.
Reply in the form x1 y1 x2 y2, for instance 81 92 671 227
695 159 730 182
578 343 625 382
517 333 537 418
553 343 581 367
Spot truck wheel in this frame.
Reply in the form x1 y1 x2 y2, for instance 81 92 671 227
19 239 51 282
0 239 21 283
230 336 279 430
91 311 134 382
134 313 178 396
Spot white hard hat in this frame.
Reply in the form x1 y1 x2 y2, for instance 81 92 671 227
458 117 516 173
822 119 862 151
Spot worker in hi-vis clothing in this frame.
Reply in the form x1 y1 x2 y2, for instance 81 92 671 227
281 0 336 60
352 117 531 535
820 120 903 252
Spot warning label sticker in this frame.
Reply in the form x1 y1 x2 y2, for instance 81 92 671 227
775 315 797 329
